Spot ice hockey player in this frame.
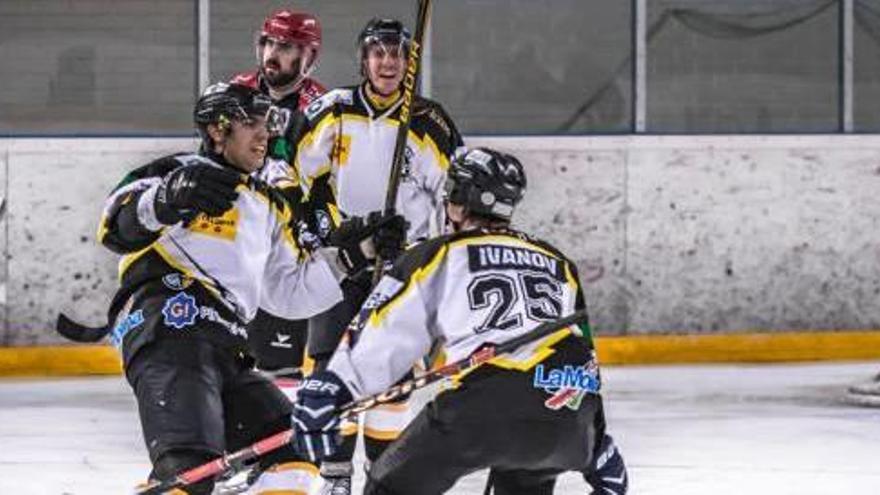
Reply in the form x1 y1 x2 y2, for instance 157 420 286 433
97 82 348 494
293 17 463 493
232 9 325 116
230 8 327 397
291 148 629 495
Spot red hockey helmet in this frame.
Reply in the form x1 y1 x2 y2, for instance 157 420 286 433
259 10 321 53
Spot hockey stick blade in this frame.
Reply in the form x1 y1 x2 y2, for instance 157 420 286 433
55 313 111 343
134 310 588 495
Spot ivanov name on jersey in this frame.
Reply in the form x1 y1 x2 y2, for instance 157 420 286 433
468 244 564 280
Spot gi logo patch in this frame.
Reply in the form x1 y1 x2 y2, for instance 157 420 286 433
110 309 144 348
162 292 199 330
162 273 193 291
533 357 601 411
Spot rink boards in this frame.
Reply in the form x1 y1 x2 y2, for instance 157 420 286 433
1 135 880 373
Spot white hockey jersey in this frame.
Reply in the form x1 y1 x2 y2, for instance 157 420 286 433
98 152 343 324
327 228 589 399
294 84 463 242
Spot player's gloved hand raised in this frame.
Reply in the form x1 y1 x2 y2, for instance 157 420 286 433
154 165 243 224
328 211 409 274
290 370 353 463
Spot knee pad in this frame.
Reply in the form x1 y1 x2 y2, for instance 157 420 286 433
151 449 217 495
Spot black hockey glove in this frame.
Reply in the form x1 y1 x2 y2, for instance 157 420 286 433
153 165 243 224
328 215 372 274
328 211 409 274
367 210 409 262
291 370 353 463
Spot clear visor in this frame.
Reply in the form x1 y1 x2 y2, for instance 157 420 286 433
363 36 409 59
258 35 304 55
256 35 306 65
232 102 284 136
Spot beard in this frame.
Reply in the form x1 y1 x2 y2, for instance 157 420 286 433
261 58 302 89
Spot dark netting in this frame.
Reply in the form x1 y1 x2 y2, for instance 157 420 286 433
854 0 880 130
0 0 197 135
561 0 840 133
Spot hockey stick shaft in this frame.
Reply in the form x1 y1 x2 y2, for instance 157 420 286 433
372 0 434 285
135 309 588 494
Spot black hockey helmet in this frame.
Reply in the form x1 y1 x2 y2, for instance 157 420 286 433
444 148 527 222
194 82 281 136
357 17 412 60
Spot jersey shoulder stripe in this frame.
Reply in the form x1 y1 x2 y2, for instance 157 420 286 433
388 233 457 282
410 96 463 156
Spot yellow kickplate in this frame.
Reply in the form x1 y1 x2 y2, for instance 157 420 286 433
2 330 880 376
0 345 122 376
596 331 880 365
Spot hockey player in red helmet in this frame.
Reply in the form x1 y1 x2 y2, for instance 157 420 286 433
229 9 329 457
232 9 325 108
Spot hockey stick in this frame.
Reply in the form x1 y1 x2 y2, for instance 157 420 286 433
55 313 111 342
372 0 434 285
135 309 588 495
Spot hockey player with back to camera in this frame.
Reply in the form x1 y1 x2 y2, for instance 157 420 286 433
95 82 388 494
292 16 463 494
291 148 629 495
231 9 327 399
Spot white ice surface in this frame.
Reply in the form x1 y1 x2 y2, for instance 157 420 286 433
1 361 879 494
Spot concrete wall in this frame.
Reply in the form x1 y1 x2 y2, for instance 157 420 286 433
1 135 879 345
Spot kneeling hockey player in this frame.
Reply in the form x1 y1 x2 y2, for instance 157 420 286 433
291 147 629 494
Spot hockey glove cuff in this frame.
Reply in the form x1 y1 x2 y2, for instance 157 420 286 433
291 370 353 463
